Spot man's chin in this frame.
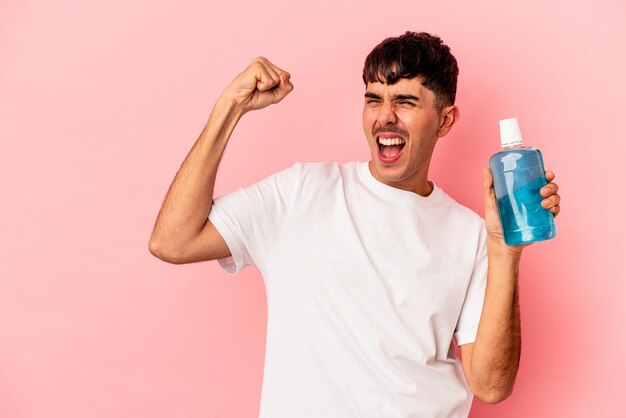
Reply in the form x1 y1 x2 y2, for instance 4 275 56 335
369 160 408 183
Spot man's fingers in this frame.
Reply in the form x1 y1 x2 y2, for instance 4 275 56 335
280 71 291 85
247 57 279 91
251 57 294 98
259 57 293 93
483 167 561 218
541 171 560 217
266 59 288 78
227 56 294 112
482 167 494 191
540 182 559 197
271 73 294 103
482 168 498 214
255 65 280 92
541 194 561 209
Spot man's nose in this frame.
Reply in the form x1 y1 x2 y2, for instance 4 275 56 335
377 101 397 125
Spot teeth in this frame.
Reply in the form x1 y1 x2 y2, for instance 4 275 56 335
377 137 406 146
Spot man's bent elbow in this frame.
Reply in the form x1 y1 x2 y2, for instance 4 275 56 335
475 385 514 405
148 237 188 265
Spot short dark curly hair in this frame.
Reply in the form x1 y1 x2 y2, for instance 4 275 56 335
362 31 459 112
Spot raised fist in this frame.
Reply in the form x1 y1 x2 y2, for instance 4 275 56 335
222 56 293 114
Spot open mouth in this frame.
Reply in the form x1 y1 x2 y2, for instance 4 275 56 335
377 136 406 161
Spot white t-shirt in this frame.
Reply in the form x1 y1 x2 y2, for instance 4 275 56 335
209 161 488 418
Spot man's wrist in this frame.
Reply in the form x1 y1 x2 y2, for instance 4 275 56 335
214 93 247 120
487 237 524 262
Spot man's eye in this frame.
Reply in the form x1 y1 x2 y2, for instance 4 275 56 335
398 101 414 106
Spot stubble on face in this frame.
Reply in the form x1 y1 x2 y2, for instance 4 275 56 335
363 78 442 196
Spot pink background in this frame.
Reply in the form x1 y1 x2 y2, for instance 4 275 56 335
2 0 624 416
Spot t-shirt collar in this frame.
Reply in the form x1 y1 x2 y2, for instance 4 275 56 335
357 161 445 206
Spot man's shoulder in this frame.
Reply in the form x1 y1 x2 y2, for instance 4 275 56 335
437 187 486 228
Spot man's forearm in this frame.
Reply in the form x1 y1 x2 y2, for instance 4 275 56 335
149 97 244 256
467 238 522 403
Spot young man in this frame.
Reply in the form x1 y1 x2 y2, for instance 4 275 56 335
149 32 561 417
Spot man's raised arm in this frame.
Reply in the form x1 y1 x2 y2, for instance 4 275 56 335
148 57 293 264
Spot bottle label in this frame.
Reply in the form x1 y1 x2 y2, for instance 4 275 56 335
502 138 523 148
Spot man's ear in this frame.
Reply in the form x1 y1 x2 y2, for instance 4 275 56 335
437 105 460 137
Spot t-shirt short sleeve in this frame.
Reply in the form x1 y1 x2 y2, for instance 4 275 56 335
454 219 488 346
208 163 302 275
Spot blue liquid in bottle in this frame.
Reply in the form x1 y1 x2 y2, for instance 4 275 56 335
489 118 556 246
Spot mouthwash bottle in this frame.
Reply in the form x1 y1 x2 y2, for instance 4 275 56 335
489 117 556 246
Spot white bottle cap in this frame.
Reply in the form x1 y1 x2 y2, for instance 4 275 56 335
499 117 524 148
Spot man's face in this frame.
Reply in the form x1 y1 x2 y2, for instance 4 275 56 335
362 77 455 195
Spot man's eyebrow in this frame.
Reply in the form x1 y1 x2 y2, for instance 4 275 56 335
364 92 382 99
364 92 420 101
394 94 420 101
